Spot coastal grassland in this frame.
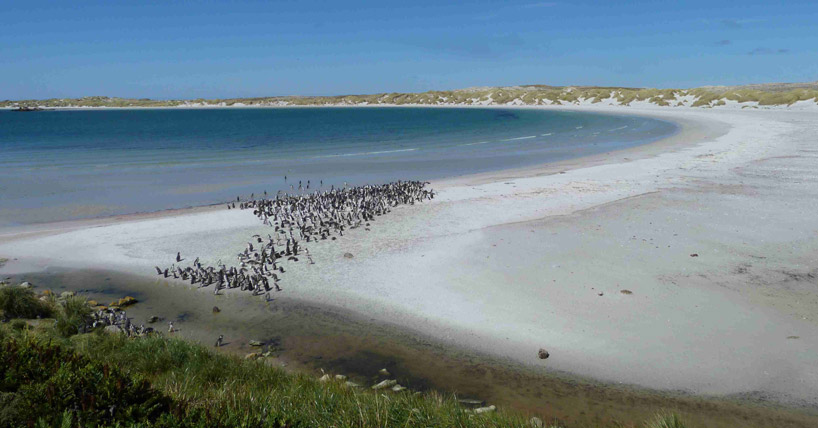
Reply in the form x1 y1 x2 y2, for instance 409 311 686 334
4 82 817 109
0 284 700 428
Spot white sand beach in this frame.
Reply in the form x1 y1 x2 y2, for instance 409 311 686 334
2 105 817 405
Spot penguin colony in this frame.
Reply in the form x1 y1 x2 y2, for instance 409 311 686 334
154 180 434 298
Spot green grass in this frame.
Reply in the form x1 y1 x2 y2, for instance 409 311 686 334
0 287 694 428
0 285 52 319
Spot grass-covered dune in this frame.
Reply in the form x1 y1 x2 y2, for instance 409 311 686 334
3 81 818 110
0 284 692 428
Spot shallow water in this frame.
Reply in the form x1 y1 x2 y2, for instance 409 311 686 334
10 269 818 428
0 107 676 226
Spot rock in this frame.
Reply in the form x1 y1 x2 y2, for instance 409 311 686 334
87 300 98 306
249 340 263 347
212 306 221 313
458 399 484 407
319 374 332 382
530 416 544 428
103 325 122 334
378 368 390 376
334 374 347 381
60 291 75 298
538 348 550 360
391 385 407 392
597 292 604 296
118 296 138 307
19 282 33 289
787 336 800 339
343 252 354 259
148 316 159 323
245 352 261 360
473 405 496 414
620 289 633 295
345 381 361 388
371 379 397 390
690 253 699 257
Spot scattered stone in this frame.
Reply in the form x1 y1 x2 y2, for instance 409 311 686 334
345 381 361 388
87 300 98 306
335 374 347 381
458 399 484 407
473 405 496 414
212 306 221 313
60 291 75 298
319 374 332 382
787 336 800 339
249 340 263 347
245 352 261 360
530 416 544 428
262 352 273 358
148 316 160 323
371 379 397 390
103 325 123 334
378 368 390 376
620 289 633 295
110 296 137 307
690 253 699 257
19 282 33 289
391 385 407 392
538 348 550 360
344 252 354 259
597 292 604 296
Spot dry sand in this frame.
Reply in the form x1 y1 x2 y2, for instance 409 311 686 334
2 105 817 406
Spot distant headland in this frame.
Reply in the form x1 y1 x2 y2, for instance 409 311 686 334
4 81 818 110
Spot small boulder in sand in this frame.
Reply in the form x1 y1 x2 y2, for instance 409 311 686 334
620 289 633 295
474 405 496 414
345 381 361 388
530 416 544 428
378 368 390 376
148 316 160 323
103 325 123 334
344 252 354 259
538 348 550 360
212 306 221 313
249 340 263 347
319 374 331 382
391 385 407 392
19 282 33 289
335 374 347 381
245 352 261 360
690 253 699 257
371 379 397 390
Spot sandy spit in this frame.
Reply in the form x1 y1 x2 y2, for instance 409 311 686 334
1 105 817 405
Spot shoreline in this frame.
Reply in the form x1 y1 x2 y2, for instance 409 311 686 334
2 105 818 410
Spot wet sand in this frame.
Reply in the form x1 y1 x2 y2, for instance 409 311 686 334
10 268 817 428
2 105 818 422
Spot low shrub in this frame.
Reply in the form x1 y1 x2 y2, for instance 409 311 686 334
0 285 52 319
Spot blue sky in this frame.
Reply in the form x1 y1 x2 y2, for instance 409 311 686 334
2 0 817 99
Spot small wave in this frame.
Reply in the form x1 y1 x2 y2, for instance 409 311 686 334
313 148 418 159
575 126 584 129
540 133 553 137
458 141 490 147
608 125 629 131
502 135 537 142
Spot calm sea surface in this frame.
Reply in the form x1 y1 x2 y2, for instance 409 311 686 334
0 107 676 227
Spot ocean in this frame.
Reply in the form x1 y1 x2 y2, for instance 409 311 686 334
0 107 676 227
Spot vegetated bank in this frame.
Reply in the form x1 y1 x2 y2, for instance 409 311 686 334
0 282 689 428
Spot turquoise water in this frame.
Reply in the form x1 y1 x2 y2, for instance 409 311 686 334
0 107 676 226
